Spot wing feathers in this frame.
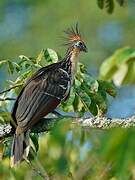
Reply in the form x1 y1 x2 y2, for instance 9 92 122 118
12 66 71 132
18 94 50 129
17 86 39 120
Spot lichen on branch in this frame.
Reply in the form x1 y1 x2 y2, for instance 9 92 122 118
1 115 135 139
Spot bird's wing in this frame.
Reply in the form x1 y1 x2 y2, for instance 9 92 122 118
25 62 59 85
12 65 71 132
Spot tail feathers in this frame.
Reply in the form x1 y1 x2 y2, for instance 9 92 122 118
10 131 30 167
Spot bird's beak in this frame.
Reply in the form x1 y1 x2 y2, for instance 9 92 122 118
82 44 88 52
83 47 88 52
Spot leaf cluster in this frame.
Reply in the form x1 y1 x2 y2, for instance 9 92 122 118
100 47 135 86
0 48 116 122
0 48 116 163
97 0 125 14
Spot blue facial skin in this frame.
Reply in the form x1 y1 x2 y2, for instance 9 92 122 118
74 41 87 52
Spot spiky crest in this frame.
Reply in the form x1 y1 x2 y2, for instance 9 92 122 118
63 23 82 45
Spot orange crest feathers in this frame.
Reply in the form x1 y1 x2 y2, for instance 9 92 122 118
63 23 82 45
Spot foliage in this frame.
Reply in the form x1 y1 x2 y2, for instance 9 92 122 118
0 1 135 179
0 48 117 179
74 66 116 116
99 47 135 86
0 48 116 122
2 46 135 180
97 0 125 14
0 47 135 179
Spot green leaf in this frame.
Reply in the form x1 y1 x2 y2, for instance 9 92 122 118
30 134 39 152
106 0 114 14
96 93 108 115
115 48 135 65
0 60 7 68
19 55 37 68
97 0 114 14
0 111 11 123
16 70 33 82
44 48 58 63
19 55 31 62
89 100 98 116
116 0 125 6
97 0 104 9
12 62 21 72
36 49 45 63
122 60 135 84
99 47 135 85
97 0 125 14
75 61 116 116
75 85 91 113
73 94 80 112
83 75 99 93
7 61 14 74
98 80 117 97
61 88 76 112
78 63 87 74
80 81 108 115
91 92 108 115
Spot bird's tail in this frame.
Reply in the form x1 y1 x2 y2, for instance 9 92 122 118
10 130 30 167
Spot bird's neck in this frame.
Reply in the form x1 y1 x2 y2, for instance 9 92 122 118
63 47 80 78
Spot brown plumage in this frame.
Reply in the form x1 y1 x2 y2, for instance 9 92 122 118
10 24 87 167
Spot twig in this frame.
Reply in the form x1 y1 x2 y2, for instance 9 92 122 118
27 149 50 180
31 157 50 180
0 84 22 95
0 97 16 101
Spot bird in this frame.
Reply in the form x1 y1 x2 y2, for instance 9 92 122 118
10 24 87 167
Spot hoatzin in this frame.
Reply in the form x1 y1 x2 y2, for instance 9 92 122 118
10 24 87 167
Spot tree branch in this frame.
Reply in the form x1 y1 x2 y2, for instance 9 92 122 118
0 117 59 138
0 84 22 95
76 115 135 129
1 115 135 138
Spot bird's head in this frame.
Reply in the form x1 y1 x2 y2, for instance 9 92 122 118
64 24 87 53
